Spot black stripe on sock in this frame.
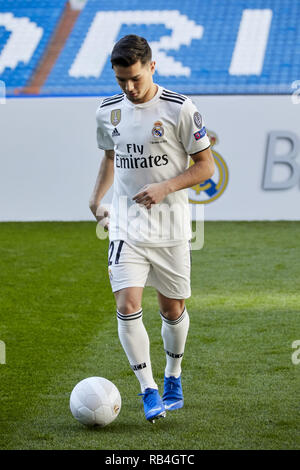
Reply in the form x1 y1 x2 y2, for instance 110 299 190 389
117 309 143 321
160 307 186 325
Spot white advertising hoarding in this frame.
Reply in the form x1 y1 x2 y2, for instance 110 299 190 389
0 95 299 221
192 95 300 220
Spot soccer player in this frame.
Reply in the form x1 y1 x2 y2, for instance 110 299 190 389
89 35 214 423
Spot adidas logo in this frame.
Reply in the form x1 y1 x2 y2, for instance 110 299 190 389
112 127 120 137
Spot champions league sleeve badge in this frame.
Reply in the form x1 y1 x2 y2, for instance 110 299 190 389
193 112 202 129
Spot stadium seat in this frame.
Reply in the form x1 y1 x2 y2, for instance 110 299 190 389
0 0 67 94
1 0 299 96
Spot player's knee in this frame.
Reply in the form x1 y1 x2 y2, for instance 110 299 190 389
161 302 185 321
117 300 142 315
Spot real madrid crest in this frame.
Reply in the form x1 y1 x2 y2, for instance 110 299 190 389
188 129 229 204
152 121 164 138
111 109 121 126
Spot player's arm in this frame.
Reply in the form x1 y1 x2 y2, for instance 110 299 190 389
165 146 215 193
90 102 116 227
132 147 214 209
89 150 114 227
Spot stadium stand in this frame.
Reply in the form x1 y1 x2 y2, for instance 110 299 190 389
0 0 67 95
1 0 300 96
22 2 80 95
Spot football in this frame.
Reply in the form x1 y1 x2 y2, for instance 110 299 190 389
70 377 121 427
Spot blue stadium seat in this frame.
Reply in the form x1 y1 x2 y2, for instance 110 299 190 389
41 0 300 96
1 0 300 96
0 0 67 94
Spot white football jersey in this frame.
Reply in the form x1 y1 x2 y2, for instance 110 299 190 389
96 85 210 246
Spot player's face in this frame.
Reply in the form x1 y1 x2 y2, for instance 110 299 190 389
113 60 156 104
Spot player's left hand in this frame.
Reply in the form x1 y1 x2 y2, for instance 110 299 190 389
132 182 170 209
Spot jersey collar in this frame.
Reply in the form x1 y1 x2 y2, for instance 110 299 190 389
124 84 163 108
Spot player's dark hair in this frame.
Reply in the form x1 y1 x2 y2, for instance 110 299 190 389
111 35 152 67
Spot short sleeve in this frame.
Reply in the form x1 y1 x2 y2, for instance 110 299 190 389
177 99 211 155
96 105 115 151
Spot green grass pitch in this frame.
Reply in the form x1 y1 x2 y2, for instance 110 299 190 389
0 221 299 450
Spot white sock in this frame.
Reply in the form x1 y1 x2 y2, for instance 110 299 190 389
160 307 190 378
117 309 157 393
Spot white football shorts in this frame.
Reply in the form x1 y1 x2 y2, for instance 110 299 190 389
108 239 191 299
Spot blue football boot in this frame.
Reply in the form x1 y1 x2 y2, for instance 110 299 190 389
139 388 166 423
162 375 184 411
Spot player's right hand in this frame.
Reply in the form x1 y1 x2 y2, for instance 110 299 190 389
90 203 110 231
